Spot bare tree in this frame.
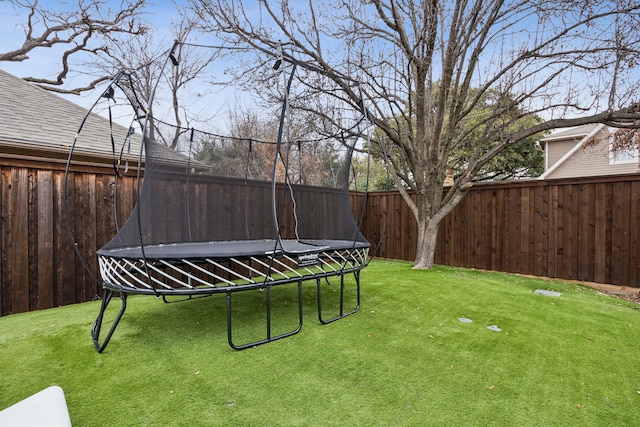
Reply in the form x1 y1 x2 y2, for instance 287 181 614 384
92 11 223 150
0 0 147 94
189 0 640 269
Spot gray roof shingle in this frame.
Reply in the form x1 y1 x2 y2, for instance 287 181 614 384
0 68 139 158
0 68 196 168
540 123 602 142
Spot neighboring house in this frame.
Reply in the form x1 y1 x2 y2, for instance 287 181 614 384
0 68 141 165
0 68 190 168
538 123 639 180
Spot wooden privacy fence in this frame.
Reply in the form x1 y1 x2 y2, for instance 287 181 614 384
360 174 640 288
1 158 137 316
2 157 639 316
0 157 362 316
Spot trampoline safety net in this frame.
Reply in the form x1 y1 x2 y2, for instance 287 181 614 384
67 41 372 352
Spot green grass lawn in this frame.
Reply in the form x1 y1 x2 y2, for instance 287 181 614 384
1 260 639 426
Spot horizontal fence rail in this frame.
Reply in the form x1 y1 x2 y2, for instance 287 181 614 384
2 156 639 316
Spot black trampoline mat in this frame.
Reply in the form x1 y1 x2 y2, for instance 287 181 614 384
97 239 370 260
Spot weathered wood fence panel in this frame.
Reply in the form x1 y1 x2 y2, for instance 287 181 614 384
359 174 640 288
2 157 640 317
0 158 360 316
1 159 134 316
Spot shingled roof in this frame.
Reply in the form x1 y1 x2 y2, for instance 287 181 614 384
540 123 602 142
0 68 138 162
0 68 193 168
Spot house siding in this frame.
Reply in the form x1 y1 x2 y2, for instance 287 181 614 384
546 139 578 168
543 126 639 180
548 139 639 179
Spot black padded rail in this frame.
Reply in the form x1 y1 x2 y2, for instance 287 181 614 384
97 239 369 260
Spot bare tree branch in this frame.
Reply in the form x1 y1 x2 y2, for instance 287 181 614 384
189 0 640 269
1 0 148 94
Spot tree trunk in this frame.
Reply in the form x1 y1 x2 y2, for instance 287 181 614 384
413 218 440 269
409 185 466 270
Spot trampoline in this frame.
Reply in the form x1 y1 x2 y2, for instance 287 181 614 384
66 41 372 352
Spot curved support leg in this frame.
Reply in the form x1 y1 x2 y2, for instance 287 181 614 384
91 289 128 353
317 270 361 324
226 281 303 350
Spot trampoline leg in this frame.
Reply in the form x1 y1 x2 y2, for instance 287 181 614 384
91 289 128 353
317 270 361 324
226 281 304 350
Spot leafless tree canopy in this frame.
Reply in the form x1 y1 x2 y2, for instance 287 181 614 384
94 14 223 150
0 0 147 94
188 0 640 268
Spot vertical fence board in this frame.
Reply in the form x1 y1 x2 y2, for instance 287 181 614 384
27 170 38 311
80 173 97 302
577 183 594 282
73 173 86 304
547 185 559 278
457 195 468 267
96 175 114 250
448 201 461 266
556 185 567 278
593 183 609 283
611 181 631 285
376 194 385 256
506 187 520 273
115 173 137 229
476 190 491 270
531 186 547 277
564 185 579 280
520 187 531 274
37 170 54 310
466 192 477 268
478 190 490 269
10 168 30 314
54 171 75 307
393 193 403 261
1 167 11 315
631 181 640 287
0 166 4 315
491 188 504 272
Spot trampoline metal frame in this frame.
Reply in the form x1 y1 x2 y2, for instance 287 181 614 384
68 43 375 353
91 246 368 352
